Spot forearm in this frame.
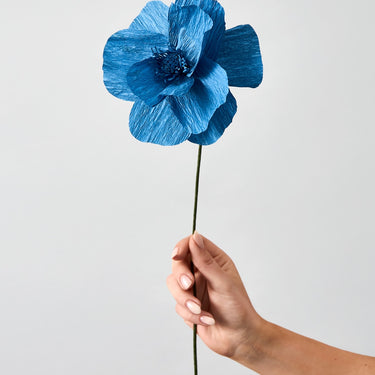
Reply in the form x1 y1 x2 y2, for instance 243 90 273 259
234 319 375 375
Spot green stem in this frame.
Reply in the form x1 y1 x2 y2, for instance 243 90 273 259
191 144 202 375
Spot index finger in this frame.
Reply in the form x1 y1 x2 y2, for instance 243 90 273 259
171 235 191 261
171 235 194 290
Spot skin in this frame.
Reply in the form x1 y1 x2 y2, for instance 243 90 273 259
166 232 375 375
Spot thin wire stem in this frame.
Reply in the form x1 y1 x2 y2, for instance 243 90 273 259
191 144 202 375
192 145 202 234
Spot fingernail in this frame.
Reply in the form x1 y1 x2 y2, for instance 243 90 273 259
193 231 204 249
200 316 215 326
180 275 192 290
186 301 201 315
171 247 179 259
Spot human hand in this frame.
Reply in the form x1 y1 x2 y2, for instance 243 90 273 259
166 232 263 361
167 233 375 375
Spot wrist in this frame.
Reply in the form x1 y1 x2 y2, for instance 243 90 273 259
230 315 275 371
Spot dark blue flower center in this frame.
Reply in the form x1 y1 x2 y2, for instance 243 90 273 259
153 49 190 83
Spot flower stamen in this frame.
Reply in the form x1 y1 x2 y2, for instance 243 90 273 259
153 48 190 83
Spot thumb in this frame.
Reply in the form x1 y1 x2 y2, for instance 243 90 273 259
189 232 225 289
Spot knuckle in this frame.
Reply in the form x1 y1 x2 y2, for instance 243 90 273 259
202 255 215 267
175 236 189 250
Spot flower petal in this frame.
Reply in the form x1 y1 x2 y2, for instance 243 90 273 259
216 24 263 88
175 0 225 60
129 99 191 145
127 58 166 107
127 58 195 106
189 90 237 145
129 1 169 36
168 4 213 74
170 57 228 134
161 76 194 97
103 29 168 101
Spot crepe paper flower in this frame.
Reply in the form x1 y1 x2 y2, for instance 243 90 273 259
103 0 263 146
103 3 263 375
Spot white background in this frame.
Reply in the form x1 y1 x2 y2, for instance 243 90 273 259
1 0 374 374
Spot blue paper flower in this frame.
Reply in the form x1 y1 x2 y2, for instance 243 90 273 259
103 0 263 146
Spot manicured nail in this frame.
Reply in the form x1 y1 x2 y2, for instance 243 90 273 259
186 301 201 315
193 231 204 249
180 275 192 290
200 316 215 326
171 247 179 259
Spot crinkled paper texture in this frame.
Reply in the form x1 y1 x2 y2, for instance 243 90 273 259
102 0 263 146
217 25 263 88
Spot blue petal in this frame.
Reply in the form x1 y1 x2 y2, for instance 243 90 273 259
129 1 169 36
127 58 166 107
170 57 228 134
189 90 237 145
127 59 195 106
129 99 191 145
216 24 263 88
168 4 213 74
103 29 168 101
175 0 225 60
161 76 194 97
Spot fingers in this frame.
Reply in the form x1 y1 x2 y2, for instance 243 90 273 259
170 233 229 292
168 235 217 327
176 304 215 327
184 320 194 329
189 232 226 290
171 236 190 262
166 273 215 327
166 274 201 314
171 236 194 290
198 236 234 270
